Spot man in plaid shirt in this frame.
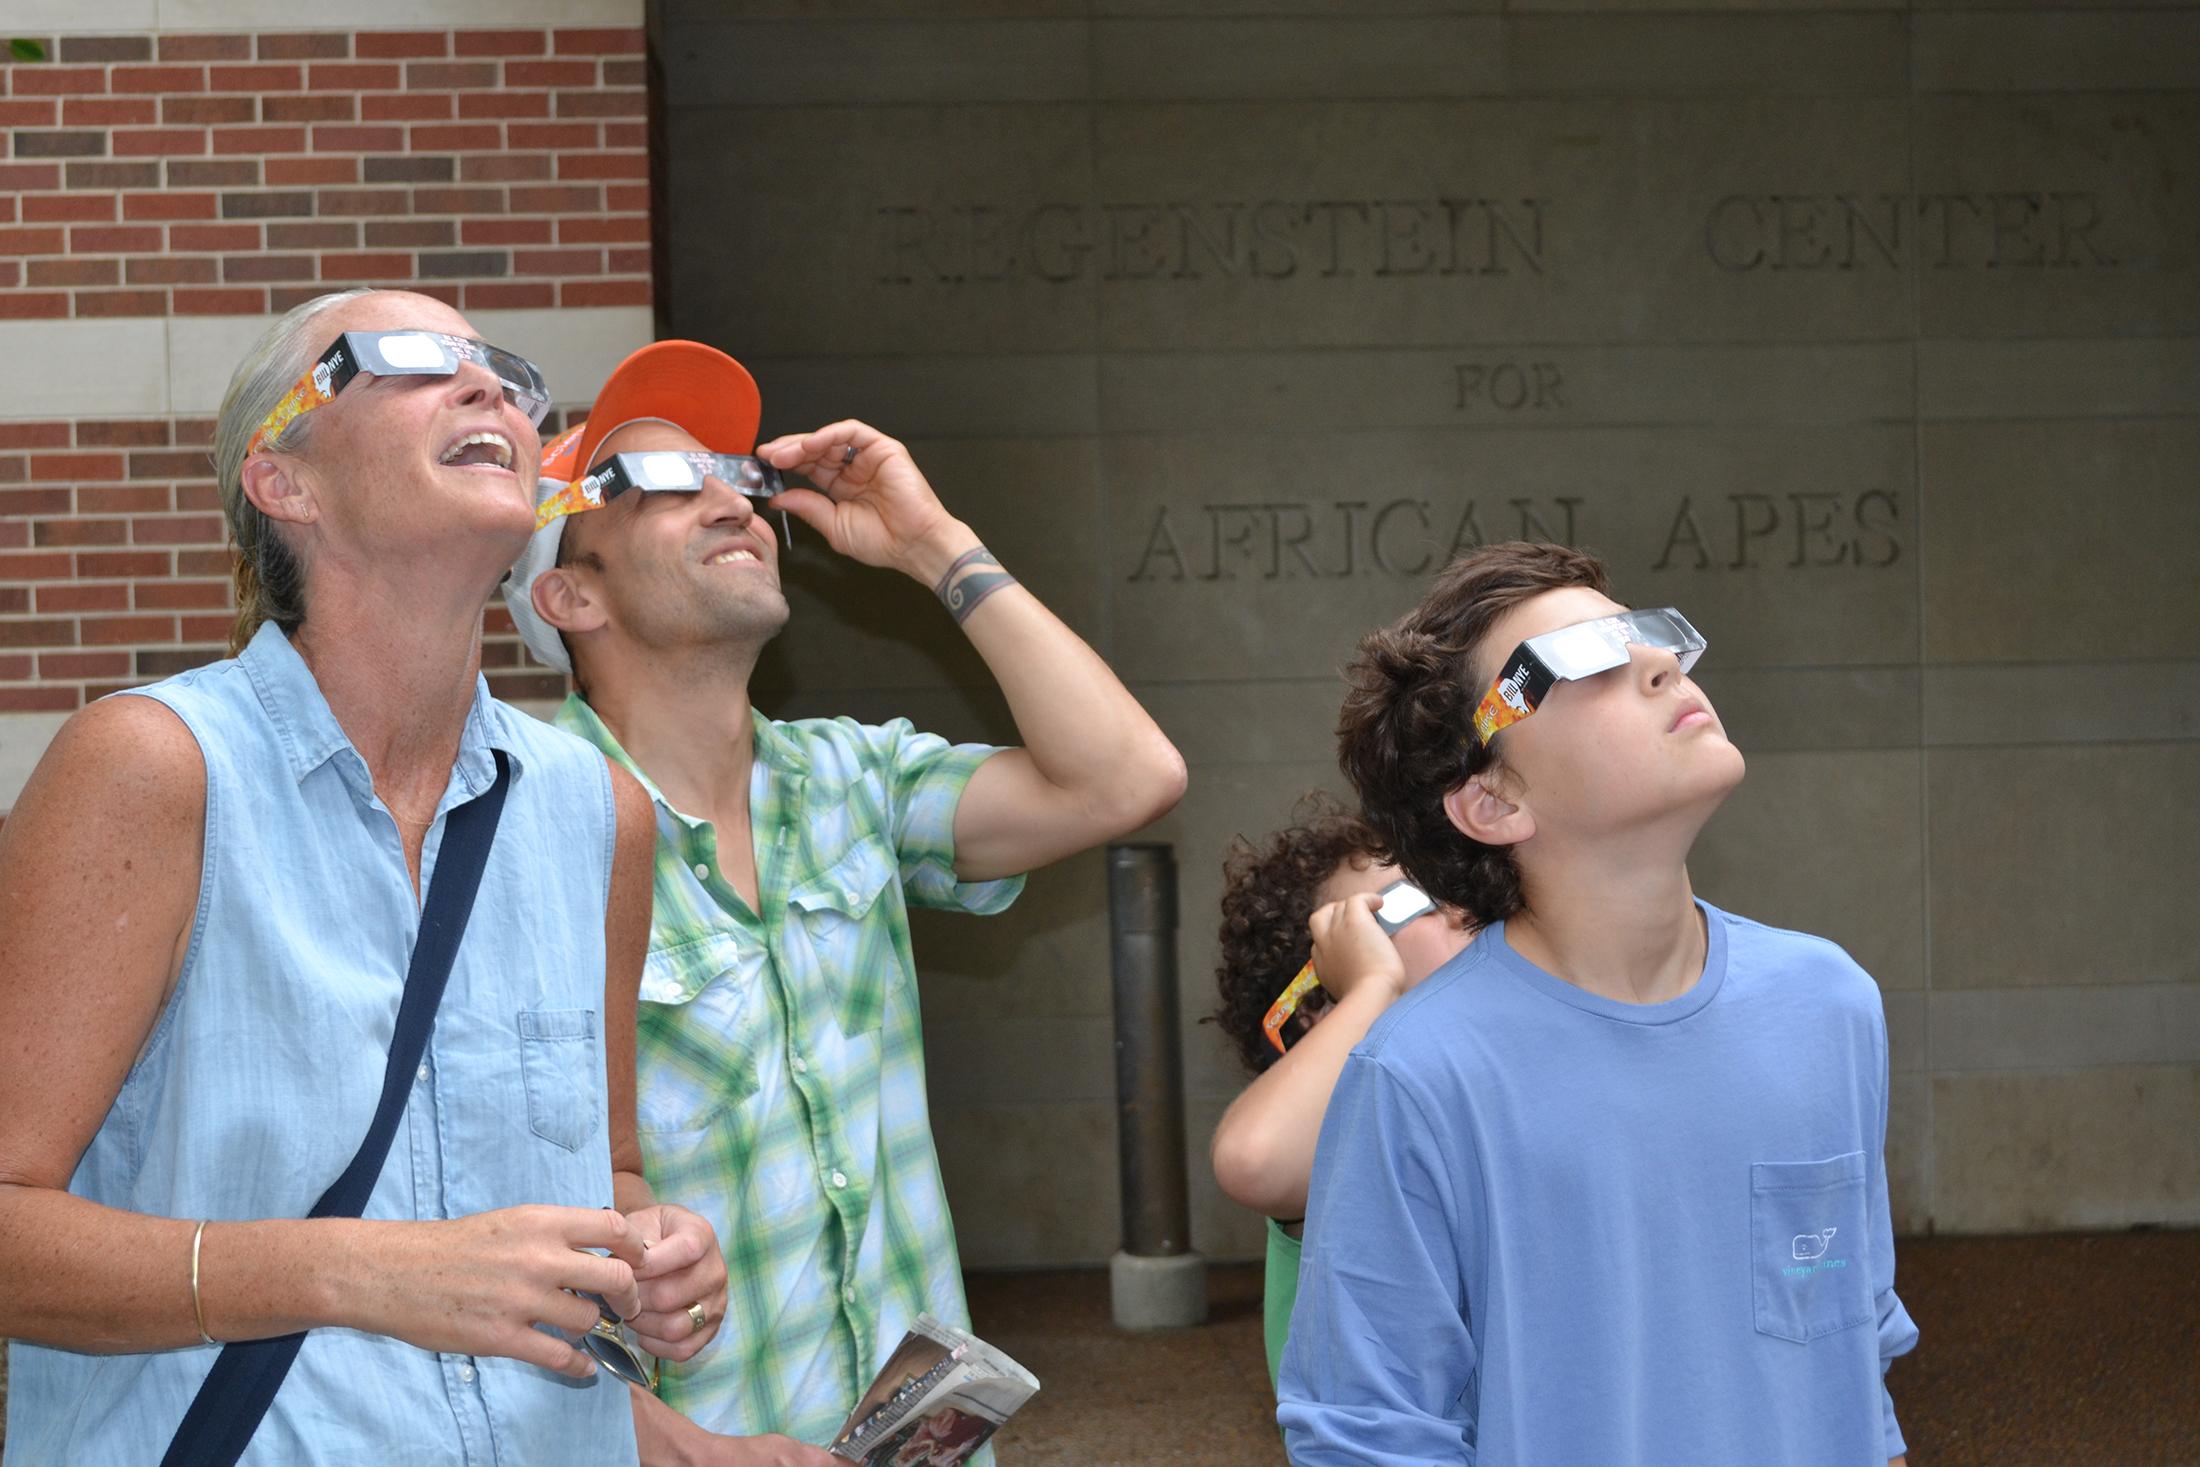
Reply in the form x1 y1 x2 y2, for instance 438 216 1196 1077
502 341 1187 1466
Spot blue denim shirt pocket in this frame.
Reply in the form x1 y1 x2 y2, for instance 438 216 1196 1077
517 1007 603 1153
1750 1151 1874 1343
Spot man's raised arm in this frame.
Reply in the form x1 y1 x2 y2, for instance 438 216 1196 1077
761 419 1186 881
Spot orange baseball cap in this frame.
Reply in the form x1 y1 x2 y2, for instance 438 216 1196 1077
506 338 765 675
540 338 763 482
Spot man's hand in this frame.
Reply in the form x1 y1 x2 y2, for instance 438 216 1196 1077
756 420 973 584
757 420 1184 885
624 1202 729 1361
691 1434 841 1467
1307 892 1407 1006
631 1385 841 1467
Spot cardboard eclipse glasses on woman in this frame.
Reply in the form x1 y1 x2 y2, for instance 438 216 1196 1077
246 330 553 458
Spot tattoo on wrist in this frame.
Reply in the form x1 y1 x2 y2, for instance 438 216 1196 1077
934 545 1017 624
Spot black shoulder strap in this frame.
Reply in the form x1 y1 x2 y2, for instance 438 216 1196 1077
161 750 513 1467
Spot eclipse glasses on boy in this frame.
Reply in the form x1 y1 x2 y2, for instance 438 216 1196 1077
1261 879 1437 1054
1471 607 1707 746
531 450 792 540
246 330 553 458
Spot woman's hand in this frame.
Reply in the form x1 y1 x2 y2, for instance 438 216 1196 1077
343 1205 647 1379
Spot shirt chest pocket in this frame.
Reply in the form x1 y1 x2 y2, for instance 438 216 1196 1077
517 1007 604 1154
786 835 898 1037
635 930 768 1136
1750 1151 1874 1343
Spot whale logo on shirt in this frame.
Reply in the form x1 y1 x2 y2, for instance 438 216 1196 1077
1791 1227 1838 1261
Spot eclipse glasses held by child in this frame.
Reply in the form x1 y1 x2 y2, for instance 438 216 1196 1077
1261 879 1436 1054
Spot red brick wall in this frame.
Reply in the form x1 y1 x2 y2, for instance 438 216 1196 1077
0 26 651 716
0 410 584 714
0 28 648 319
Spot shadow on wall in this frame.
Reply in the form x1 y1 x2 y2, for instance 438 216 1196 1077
753 541 997 701
909 858 1105 1000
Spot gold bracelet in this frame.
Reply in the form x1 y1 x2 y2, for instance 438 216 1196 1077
190 1219 215 1345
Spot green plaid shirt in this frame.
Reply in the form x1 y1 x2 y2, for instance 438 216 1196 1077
556 696 1023 1451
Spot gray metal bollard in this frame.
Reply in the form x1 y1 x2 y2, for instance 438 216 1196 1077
1106 843 1208 1329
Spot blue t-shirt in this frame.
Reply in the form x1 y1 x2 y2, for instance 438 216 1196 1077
1278 901 1917 1467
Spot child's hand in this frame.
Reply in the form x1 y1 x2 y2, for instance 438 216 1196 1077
1308 891 1407 1005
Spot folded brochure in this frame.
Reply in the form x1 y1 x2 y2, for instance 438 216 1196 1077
830 1314 1041 1465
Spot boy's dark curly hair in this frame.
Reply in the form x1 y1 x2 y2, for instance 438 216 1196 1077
1210 793 1386 1075
1335 541 1611 928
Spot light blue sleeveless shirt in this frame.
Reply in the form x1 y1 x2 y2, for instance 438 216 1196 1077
3 624 641 1466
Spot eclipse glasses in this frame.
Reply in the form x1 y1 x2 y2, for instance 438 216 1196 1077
578 1291 657 1390
247 330 551 457
532 451 788 531
1471 608 1707 746
1260 878 1437 1054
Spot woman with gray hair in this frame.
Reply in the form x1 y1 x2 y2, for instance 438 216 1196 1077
0 290 727 1465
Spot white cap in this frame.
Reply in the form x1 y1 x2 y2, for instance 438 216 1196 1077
500 473 575 675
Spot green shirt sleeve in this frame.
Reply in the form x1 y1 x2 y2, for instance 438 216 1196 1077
858 716 1026 915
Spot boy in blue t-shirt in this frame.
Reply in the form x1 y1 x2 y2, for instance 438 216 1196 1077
1279 542 1917 1466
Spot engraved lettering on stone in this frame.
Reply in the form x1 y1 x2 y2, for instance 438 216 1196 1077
1448 501 1489 560
1728 493 1781 570
1513 496 1582 548
1129 508 1189 583
1201 504 1264 581
879 199 1550 285
1454 361 1567 412
1332 501 1366 579
1032 203 1095 282
1654 498 1714 572
1652 493 1903 573
1176 204 1243 280
1371 499 1436 577
1706 192 2119 272
1107 205 1173 282
1787 492 1851 569
1126 496 1595 584
1276 503 1323 578
1854 489 1900 567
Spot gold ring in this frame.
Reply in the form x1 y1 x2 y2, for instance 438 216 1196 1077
686 1301 708 1331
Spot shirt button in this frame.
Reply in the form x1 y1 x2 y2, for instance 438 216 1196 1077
457 1363 476 1384
416 1063 429 1083
829 1170 848 1189
791 1056 808 1075
843 1284 857 1304
693 862 710 881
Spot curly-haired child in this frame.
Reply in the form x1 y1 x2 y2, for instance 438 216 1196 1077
1207 793 1475 1390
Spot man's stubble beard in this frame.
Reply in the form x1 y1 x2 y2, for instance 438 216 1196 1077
611 553 792 668
691 572 791 653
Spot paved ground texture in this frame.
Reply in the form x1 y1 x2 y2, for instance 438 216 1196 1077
967 1230 2200 1466
0 1230 2191 1460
